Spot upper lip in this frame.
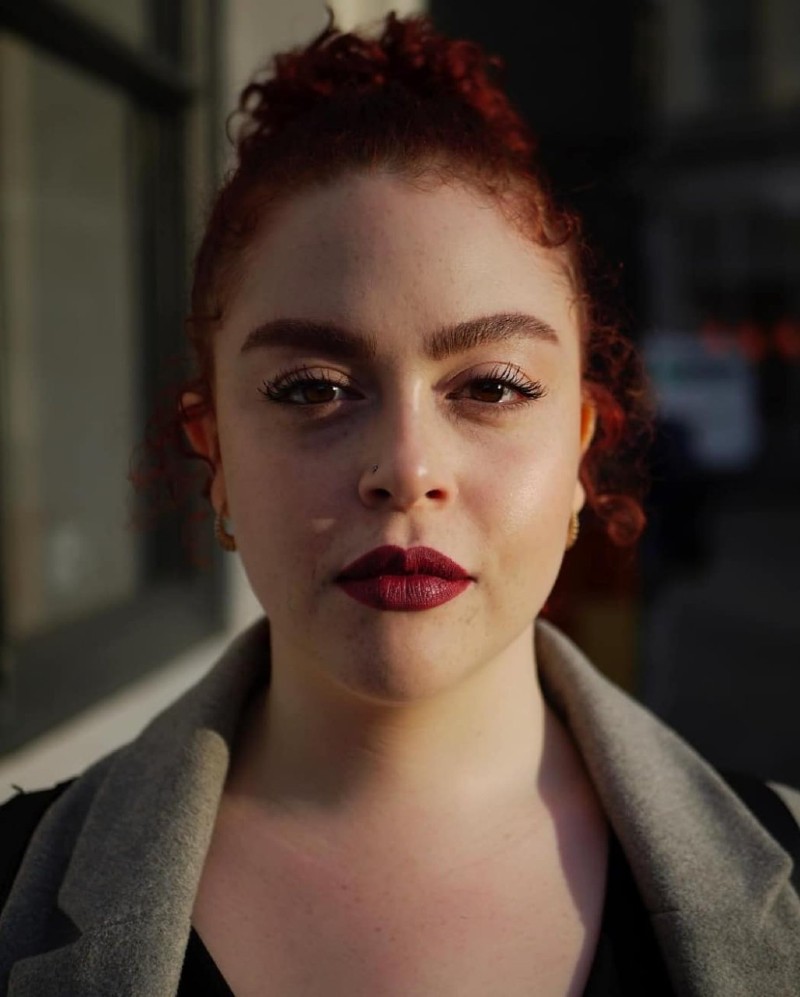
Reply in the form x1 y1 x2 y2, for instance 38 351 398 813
336 545 472 581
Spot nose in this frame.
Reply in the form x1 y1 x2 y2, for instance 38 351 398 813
357 395 454 510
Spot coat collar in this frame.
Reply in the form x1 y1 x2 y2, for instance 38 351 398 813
535 621 800 994
3 619 269 997
5 616 799 996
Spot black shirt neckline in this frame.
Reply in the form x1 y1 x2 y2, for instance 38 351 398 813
178 829 674 996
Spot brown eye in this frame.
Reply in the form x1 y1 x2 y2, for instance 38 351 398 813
258 367 353 405
468 379 515 404
294 381 339 405
258 363 547 411
456 364 548 407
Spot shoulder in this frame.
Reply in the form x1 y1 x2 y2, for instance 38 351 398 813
0 778 76 824
767 780 800 826
0 779 77 914
0 748 125 899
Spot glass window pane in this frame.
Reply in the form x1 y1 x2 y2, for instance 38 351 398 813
54 0 149 49
658 0 800 117
0 34 139 639
762 0 800 107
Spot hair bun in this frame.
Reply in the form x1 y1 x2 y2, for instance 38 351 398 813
231 8 537 165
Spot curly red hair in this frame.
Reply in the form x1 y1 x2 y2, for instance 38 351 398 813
130 9 655 570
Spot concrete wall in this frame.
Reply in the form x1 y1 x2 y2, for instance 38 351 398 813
0 0 424 797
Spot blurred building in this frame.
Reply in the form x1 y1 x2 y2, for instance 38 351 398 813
636 0 800 787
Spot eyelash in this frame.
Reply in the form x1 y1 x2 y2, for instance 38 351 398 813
257 363 547 411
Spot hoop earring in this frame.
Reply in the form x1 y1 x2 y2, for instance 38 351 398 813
214 510 237 552
566 511 580 551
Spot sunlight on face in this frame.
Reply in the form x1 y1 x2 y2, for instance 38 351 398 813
204 171 595 700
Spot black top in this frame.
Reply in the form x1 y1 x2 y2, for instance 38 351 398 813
177 830 675 996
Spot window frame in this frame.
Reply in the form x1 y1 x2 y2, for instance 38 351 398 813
0 0 226 755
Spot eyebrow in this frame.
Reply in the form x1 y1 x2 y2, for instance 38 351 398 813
239 312 560 363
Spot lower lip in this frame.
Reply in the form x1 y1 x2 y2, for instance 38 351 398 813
336 574 472 611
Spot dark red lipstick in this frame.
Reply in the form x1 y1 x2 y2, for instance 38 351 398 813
336 545 473 611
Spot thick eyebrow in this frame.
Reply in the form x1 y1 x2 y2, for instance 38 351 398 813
239 312 560 363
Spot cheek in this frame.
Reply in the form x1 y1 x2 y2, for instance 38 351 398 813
221 430 344 592
466 433 578 623
473 424 579 541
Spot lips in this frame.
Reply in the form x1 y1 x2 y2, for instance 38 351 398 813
336 545 471 582
335 545 474 611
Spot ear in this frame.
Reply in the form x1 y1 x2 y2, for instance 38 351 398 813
579 399 597 458
572 399 597 514
180 391 227 514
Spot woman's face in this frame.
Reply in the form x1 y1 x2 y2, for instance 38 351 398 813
185 170 595 699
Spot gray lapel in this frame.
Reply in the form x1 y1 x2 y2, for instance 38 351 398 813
4 618 271 997
4 615 799 996
534 618 800 996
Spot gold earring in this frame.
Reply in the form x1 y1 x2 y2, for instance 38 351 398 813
214 509 237 552
566 511 580 550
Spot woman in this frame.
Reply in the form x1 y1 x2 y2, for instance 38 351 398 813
1 12 798 996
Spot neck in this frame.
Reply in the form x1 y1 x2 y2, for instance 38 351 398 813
225 621 585 840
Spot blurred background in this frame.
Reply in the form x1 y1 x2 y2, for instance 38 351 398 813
1 0 798 791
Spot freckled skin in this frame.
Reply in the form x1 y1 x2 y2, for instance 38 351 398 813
182 170 596 823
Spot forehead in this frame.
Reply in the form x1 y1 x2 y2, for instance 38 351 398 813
231 171 578 342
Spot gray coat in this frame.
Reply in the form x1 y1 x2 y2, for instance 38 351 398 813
1 616 798 996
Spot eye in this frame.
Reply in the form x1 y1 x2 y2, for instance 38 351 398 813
462 364 548 406
258 362 547 409
258 365 354 406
